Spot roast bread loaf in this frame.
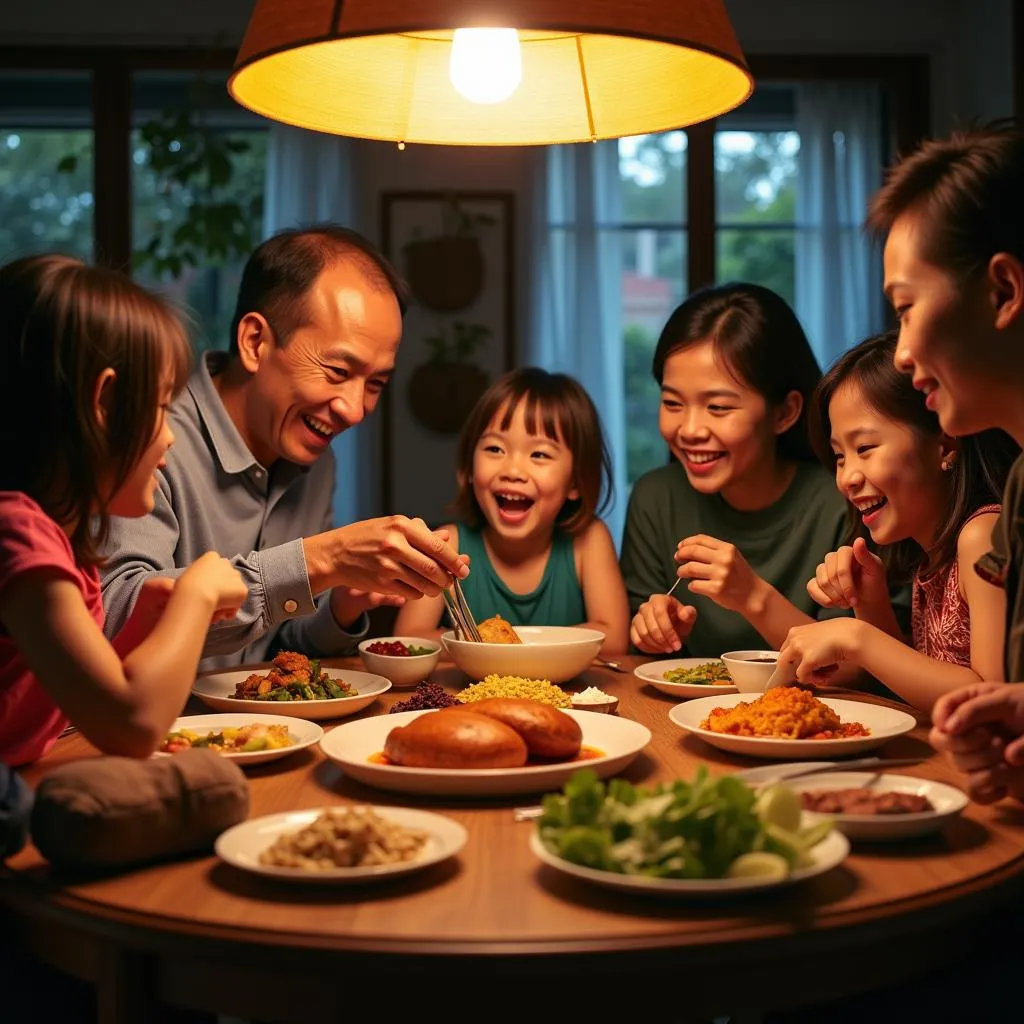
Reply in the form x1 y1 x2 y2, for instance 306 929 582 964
384 707 528 768
467 698 582 759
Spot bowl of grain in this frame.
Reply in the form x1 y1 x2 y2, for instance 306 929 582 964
441 625 604 683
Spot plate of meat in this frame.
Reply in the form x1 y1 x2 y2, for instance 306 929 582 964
192 650 391 721
738 770 969 841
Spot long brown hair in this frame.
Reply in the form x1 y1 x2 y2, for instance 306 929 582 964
450 367 612 536
812 331 1019 581
651 282 822 462
0 255 191 566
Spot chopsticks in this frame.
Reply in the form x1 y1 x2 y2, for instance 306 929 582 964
442 575 483 642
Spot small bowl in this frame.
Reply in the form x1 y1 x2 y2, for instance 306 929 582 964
570 694 619 715
720 650 780 693
357 636 441 688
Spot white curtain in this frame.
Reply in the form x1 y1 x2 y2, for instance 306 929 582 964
794 82 886 370
261 124 369 527
529 143 628 548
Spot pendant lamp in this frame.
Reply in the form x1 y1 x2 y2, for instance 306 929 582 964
229 0 754 146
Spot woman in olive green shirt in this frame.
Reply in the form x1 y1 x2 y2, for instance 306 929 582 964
621 282 851 658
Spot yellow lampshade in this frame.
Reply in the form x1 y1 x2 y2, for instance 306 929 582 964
229 0 754 146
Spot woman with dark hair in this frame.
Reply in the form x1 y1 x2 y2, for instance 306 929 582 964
777 331 1017 712
620 281 853 658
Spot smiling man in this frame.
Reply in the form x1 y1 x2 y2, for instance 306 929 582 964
100 225 468 669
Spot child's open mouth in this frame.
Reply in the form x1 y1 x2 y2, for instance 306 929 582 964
494 492 535 523
856 496 888 527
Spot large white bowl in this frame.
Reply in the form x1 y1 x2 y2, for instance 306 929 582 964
441 625 604 683
357 636 441 687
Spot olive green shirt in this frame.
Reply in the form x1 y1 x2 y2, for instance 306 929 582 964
977 452 1024 681
619 460 851 658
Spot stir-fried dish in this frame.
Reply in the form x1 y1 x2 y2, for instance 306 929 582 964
233 650 357 702
663 661 732 685
161 723 292 754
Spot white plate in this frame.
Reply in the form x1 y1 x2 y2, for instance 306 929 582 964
633 658 738 698
319 708 652 797
668 693 917 759
442 625 605 683
192 661 392 721
529 825 850 897
756 771 969 842
215 806 467 884
155 713 323 766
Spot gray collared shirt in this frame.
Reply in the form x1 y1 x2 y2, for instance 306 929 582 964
100 352 367 670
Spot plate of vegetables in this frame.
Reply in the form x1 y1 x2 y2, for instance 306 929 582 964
633 658 738 698
156 713 324 766
192 651 392 721
530 767 847 897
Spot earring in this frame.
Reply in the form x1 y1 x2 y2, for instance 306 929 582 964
941 453 957 472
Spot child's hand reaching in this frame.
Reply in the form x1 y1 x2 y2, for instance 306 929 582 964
777 619 860 685
930 682 1024 804
630 595 697 654
330 587 406 630
807 537 887 610
178 552 248 622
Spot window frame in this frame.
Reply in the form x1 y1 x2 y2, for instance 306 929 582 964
0 45 238 270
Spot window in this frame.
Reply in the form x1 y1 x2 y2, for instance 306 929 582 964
0 72 94 262
0 56 267 354
131 71 266 351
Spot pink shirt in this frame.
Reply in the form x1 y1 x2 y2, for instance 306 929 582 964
911 504 1001 669
0 492 104 766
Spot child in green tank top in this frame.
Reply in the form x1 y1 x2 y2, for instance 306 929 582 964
394 368 629 655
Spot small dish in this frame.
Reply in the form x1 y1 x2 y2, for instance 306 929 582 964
781 771 969 841
570 693 619 715
358 636 441 688
633 658 738 699
155 713 323 766
215 806 467 884
720 650 780 693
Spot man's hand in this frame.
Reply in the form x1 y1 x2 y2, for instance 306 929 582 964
930 682 1024 804
330 587 405 630
312 517 470 600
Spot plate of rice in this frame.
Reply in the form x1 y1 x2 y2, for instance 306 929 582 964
319 708 652 797
634 658 738 698
669 688 917 759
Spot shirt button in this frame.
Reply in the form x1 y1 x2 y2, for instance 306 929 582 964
253 468 265 479
283 599 298 613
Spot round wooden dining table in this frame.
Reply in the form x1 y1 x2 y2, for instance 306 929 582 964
4 656 1024 1024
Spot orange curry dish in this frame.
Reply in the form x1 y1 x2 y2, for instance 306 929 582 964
700 686 869 740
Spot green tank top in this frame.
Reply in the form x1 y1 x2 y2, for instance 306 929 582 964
455 522 586 628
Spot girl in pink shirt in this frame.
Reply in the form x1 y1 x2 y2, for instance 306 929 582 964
776 331 1019 713
0 255 248 766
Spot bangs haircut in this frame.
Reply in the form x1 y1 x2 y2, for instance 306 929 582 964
651 282 822 462
451 367 613 535
867 120 1024 279
0 254 192 567
229 224 409 353
812 330 1019 581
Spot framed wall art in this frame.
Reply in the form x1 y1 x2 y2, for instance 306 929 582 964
380 189 515 520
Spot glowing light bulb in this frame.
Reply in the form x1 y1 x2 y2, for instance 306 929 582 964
449 28 522 104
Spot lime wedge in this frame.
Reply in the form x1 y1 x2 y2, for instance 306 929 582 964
726 851 790 880
754 783 802 832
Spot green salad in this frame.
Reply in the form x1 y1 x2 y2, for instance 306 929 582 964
537 767 832 880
